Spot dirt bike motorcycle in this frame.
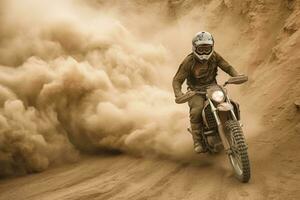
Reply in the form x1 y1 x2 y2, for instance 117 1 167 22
176 75 250 183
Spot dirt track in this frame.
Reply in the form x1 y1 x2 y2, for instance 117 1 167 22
0 154 262 200
0 0 300 199
1 135 299 200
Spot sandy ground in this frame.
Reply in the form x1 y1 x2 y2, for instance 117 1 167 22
0 1 300 199
0 135 299 200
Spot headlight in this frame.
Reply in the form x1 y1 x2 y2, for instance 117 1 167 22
212 90 225 103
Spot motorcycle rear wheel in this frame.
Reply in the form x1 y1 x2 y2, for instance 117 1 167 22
225 120 251 183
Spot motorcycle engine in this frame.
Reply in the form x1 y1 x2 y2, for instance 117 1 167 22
206 135 223 152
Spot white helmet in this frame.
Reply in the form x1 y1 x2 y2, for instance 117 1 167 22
192 31 214 61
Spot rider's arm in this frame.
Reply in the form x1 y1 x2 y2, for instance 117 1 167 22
172 55 191 98
215 52 239 77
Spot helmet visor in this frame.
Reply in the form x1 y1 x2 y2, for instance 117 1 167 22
196 45 212 55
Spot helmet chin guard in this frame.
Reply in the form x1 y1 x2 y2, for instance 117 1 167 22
192 31 214 61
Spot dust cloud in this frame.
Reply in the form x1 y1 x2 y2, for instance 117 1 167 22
0 0 190 176
0 0 255 176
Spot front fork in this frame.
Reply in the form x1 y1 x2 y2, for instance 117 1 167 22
208 99 233 154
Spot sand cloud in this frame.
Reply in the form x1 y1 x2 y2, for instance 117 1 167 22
0 0 195 176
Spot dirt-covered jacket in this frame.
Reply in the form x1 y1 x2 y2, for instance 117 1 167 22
172 51 238 97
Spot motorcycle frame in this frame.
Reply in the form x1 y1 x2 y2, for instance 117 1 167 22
202 87 239 154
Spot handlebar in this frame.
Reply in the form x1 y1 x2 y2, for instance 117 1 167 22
175 90 206 104
175 75 248 104
195 91 206 95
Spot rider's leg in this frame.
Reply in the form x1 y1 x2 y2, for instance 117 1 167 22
188 95 205 153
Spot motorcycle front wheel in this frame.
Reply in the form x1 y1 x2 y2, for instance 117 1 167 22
225 120 251 183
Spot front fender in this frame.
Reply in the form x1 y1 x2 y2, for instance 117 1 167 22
217 102 233 111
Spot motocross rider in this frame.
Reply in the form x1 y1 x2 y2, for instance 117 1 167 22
172 31 239 153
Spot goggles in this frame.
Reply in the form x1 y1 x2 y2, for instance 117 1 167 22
196 45 212 55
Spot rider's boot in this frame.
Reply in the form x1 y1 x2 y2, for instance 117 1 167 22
190 123 205 153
